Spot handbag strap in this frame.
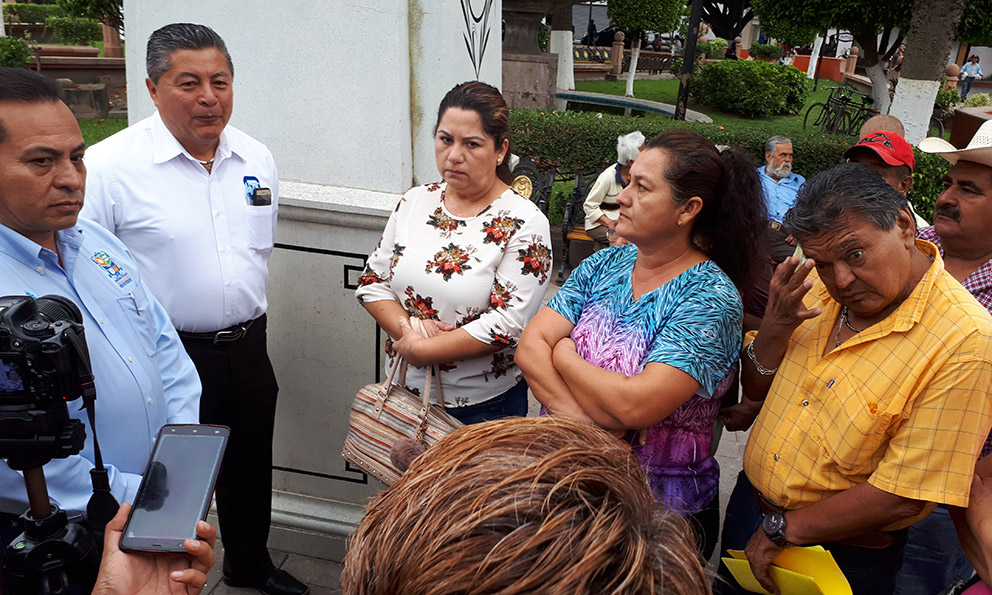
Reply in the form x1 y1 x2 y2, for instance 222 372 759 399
380 356 447 410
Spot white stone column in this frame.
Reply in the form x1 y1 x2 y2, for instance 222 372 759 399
549 29 574 91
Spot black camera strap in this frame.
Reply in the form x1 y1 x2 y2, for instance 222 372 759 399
64 327 119 537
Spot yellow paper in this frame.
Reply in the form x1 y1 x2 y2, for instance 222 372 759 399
721 547 852 595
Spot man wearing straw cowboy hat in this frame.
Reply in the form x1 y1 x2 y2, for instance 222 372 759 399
890 120 992 595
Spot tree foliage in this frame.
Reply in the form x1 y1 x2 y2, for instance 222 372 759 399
56 0 122 32
607 0 685 37
701 0 754 41
958 0 992 45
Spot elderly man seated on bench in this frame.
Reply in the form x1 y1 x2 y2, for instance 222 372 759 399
583 131 644 251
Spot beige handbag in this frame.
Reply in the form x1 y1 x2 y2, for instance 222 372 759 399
342 357 463 485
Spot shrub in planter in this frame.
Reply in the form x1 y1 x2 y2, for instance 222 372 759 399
0 36 32 68
748 43 782 62
934 85 960 118
46 15 101 46
691 59 809 117
697 38 727 60
3 3 63 24
964 93 991 108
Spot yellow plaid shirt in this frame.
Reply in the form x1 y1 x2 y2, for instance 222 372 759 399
744 240 992 520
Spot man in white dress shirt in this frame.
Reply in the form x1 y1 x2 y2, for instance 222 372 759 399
80 24 306 595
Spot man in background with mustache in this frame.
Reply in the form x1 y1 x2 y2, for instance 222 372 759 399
80 23 307 595
886 119 992 595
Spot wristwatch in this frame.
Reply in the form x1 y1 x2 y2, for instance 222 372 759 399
762 511 794 548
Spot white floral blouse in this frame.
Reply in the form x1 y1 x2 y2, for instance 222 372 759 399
356 182 552 407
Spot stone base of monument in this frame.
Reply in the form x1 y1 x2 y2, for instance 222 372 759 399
502 51 558 110
60 82 110 119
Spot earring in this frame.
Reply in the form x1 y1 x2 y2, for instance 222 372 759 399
677 219 683 228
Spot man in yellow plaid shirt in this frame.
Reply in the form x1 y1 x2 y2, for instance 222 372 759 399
717 163 992 595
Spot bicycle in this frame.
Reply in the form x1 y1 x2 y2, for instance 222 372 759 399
804 86 875 136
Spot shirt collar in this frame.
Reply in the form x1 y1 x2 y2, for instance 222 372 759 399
150 110 238 166
813 239 942 343
0 222 83 271
614 163 628 188
917 225 992 294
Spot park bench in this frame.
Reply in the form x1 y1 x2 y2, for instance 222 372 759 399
556 170 600 285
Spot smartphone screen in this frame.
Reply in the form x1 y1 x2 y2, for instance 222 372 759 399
120 424 229 552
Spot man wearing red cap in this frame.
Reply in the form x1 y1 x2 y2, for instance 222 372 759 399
844 130 929 228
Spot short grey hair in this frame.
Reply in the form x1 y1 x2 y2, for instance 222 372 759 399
783 162 909 242
617 131 645 165
765 135 792 155
146 23 234 84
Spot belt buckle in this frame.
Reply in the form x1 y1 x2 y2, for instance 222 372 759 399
213 326 245 344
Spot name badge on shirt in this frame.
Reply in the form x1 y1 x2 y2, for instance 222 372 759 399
92 251 132 288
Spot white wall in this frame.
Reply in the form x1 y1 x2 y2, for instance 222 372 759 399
125 0 501 193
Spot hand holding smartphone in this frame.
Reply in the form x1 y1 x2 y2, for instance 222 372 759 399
119 424 229 553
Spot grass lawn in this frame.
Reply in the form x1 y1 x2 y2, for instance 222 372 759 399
575 78 846 137
78 117 128 146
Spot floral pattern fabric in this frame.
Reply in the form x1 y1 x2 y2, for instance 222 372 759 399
357 182 551 407
547 245 742 513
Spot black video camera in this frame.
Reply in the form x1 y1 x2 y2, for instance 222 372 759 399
0 295 91 470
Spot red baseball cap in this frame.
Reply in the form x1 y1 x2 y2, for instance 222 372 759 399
844 131 915 170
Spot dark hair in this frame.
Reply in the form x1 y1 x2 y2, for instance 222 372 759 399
434 81 513 185
0 68 63 144
783 162 909 241
146 23 233 83
645 130 767 290
341 416 709 595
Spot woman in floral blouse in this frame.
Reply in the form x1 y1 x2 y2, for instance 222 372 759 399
516 130 767 557
356 81 551 424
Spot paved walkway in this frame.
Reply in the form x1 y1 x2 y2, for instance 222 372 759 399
556 90 714 123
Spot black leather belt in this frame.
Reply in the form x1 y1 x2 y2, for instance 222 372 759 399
600 203 621 211
178 318 256 345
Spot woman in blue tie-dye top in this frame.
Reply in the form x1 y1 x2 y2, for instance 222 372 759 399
516 130 768 558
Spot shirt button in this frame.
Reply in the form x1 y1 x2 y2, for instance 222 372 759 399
215 212 221 219
98 317 104 323
802 400 809 407
773 454 781 461
36 265 44 273
127 356 134 363
147 397 153 404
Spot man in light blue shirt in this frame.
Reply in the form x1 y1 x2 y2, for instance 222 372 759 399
757 136 805 263
960 55 984 101
0 69 199 523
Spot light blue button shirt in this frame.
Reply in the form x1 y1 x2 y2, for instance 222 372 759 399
757 166 806 223
0 219 199 515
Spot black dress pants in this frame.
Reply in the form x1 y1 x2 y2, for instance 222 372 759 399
180 314 278 582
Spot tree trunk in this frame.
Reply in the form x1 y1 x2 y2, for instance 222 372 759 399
625 40 640 97
806 34 823 79
549 30 575 92
854 36 891 114
890 0 967 143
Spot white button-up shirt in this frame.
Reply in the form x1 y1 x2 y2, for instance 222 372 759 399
81 112 278 332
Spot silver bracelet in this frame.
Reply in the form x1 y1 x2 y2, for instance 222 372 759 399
746 340 778 376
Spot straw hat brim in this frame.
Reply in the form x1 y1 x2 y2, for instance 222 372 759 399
920 120 992 168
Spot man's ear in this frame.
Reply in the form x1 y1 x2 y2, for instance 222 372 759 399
896 207 916 245
898 175 914 196
145 78 159 107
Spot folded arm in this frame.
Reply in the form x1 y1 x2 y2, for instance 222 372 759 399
515 307 593 423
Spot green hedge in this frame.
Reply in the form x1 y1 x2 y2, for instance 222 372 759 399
510 108 942 221
0 36 32 68
2 3 64 24
697 38 727 59
691 60 808 117
748 43 782 62
46 15 101 45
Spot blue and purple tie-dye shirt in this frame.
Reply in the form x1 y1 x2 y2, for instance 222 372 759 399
548 245 742 513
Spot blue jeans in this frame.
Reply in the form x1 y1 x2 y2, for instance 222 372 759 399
445 379 529 425
715 471 908 595
961 77 976 100
893 505 974 595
